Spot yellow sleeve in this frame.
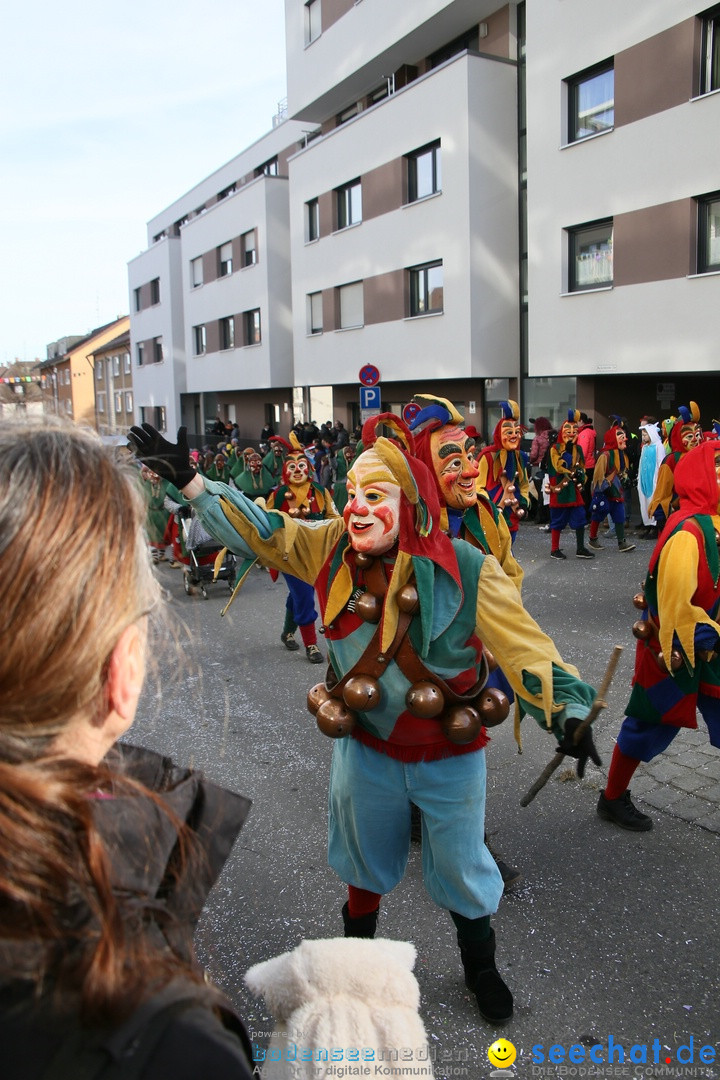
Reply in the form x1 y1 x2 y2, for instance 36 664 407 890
656 530 720 668
478 502 524 594
648 463 675 518
474 554 586 729
592 455 608 489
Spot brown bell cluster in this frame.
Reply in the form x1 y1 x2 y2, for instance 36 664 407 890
630 589 683 672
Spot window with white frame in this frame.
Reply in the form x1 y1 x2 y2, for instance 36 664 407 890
124 352 131 374
304 0 321 46
244 309 261 345
338 281 364 329
306 198 319 242
125 391 133 412
336 179 362 229
407 141 442 202
65 399 72 414
115 392 123 414
255 157 279 178
136 342 145 367
218 242 233 277
96 361 103 382
241 230 257 266
113 355 120 377
566 60 614 142
307 292 323 334
97 394 105 414
191 256 203 288
408 261 444 316
567 219 614 291
697 191 720 273
700 6 720 94
193 324 207 356
220 316 235 350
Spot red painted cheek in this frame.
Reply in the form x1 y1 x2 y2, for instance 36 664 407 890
374 505 396 534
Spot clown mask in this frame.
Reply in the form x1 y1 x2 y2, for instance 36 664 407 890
500 419 522 452
680 423 701 451
248 453 262 474
429 424 479 510
615 429 627 450
284 453 310 486
344 449 401 556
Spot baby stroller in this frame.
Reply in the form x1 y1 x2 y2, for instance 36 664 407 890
181 512 237 599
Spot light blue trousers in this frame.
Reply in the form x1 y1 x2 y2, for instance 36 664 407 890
328 737 503 919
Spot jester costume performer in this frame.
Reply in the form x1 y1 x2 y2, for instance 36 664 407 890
648 402 702 530
127 417 599 1025
262 436 288 483
547 409 593 560
598 440 720 832
234 451 275 501
331 444 357 513
587 421 636 553
265 435 339 664
475 400 529 544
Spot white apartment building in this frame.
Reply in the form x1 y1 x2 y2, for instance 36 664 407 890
128 0 720 443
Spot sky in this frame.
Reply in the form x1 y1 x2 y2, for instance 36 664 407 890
1 0 288 365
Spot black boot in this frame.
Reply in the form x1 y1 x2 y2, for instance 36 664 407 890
458 929 514 1023
341 901 378 939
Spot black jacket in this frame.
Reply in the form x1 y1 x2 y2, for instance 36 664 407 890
1 744 255 1080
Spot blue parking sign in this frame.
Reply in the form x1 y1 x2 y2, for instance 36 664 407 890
359 385 381 410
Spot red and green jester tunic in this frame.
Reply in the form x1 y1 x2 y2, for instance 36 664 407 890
625 439 720 733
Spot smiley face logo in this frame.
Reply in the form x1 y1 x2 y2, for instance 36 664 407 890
488 1039 517 1069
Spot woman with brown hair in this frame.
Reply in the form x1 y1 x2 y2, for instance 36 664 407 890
0 418 254 1079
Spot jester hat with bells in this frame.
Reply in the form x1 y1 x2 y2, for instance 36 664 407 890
323 412 463 658
406 393 470 532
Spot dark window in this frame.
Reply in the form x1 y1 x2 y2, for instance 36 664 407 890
136 342 144 367
305 0 321 45
220 316 235 350
193 325 207 356
244 309 261 345
408 261 443 316
306 198 319 242
697 192 720 273
701 6 720 94
336 103 359 125
255 157 278 178
140 405 166 431
567 219 613 291
407 141 442 202
336 180 362 229
150 277 160 305
217 183 236 200
133 287 141 312
567 61 614 142
153 337 163 364
308 292 323 334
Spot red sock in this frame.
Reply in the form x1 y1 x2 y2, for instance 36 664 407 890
347 885 381 918
589 521 599 540
604 744 641 800
551 529 561 551
299 623 317 647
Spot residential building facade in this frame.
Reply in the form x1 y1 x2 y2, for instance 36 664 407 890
40 319 130 426
128 0 720 443
92 329 134 437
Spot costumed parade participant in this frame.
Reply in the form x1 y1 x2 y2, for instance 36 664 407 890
0 418 254 1079
262 435 288 483
598 440 720 833
332 444 357 513
129 417 600 1026
636 419 664 538
138 465 171 562
475 400 529 544
648 402 702 530
546 409 594 560
587 420 636 553
230 447 257 484
234 450 275 502
266 434 339 664
409 395 522 593
408 394 522 888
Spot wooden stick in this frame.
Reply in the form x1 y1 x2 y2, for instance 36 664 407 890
520 645 623 807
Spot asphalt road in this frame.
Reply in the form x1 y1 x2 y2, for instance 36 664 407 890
132 520 720 1079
